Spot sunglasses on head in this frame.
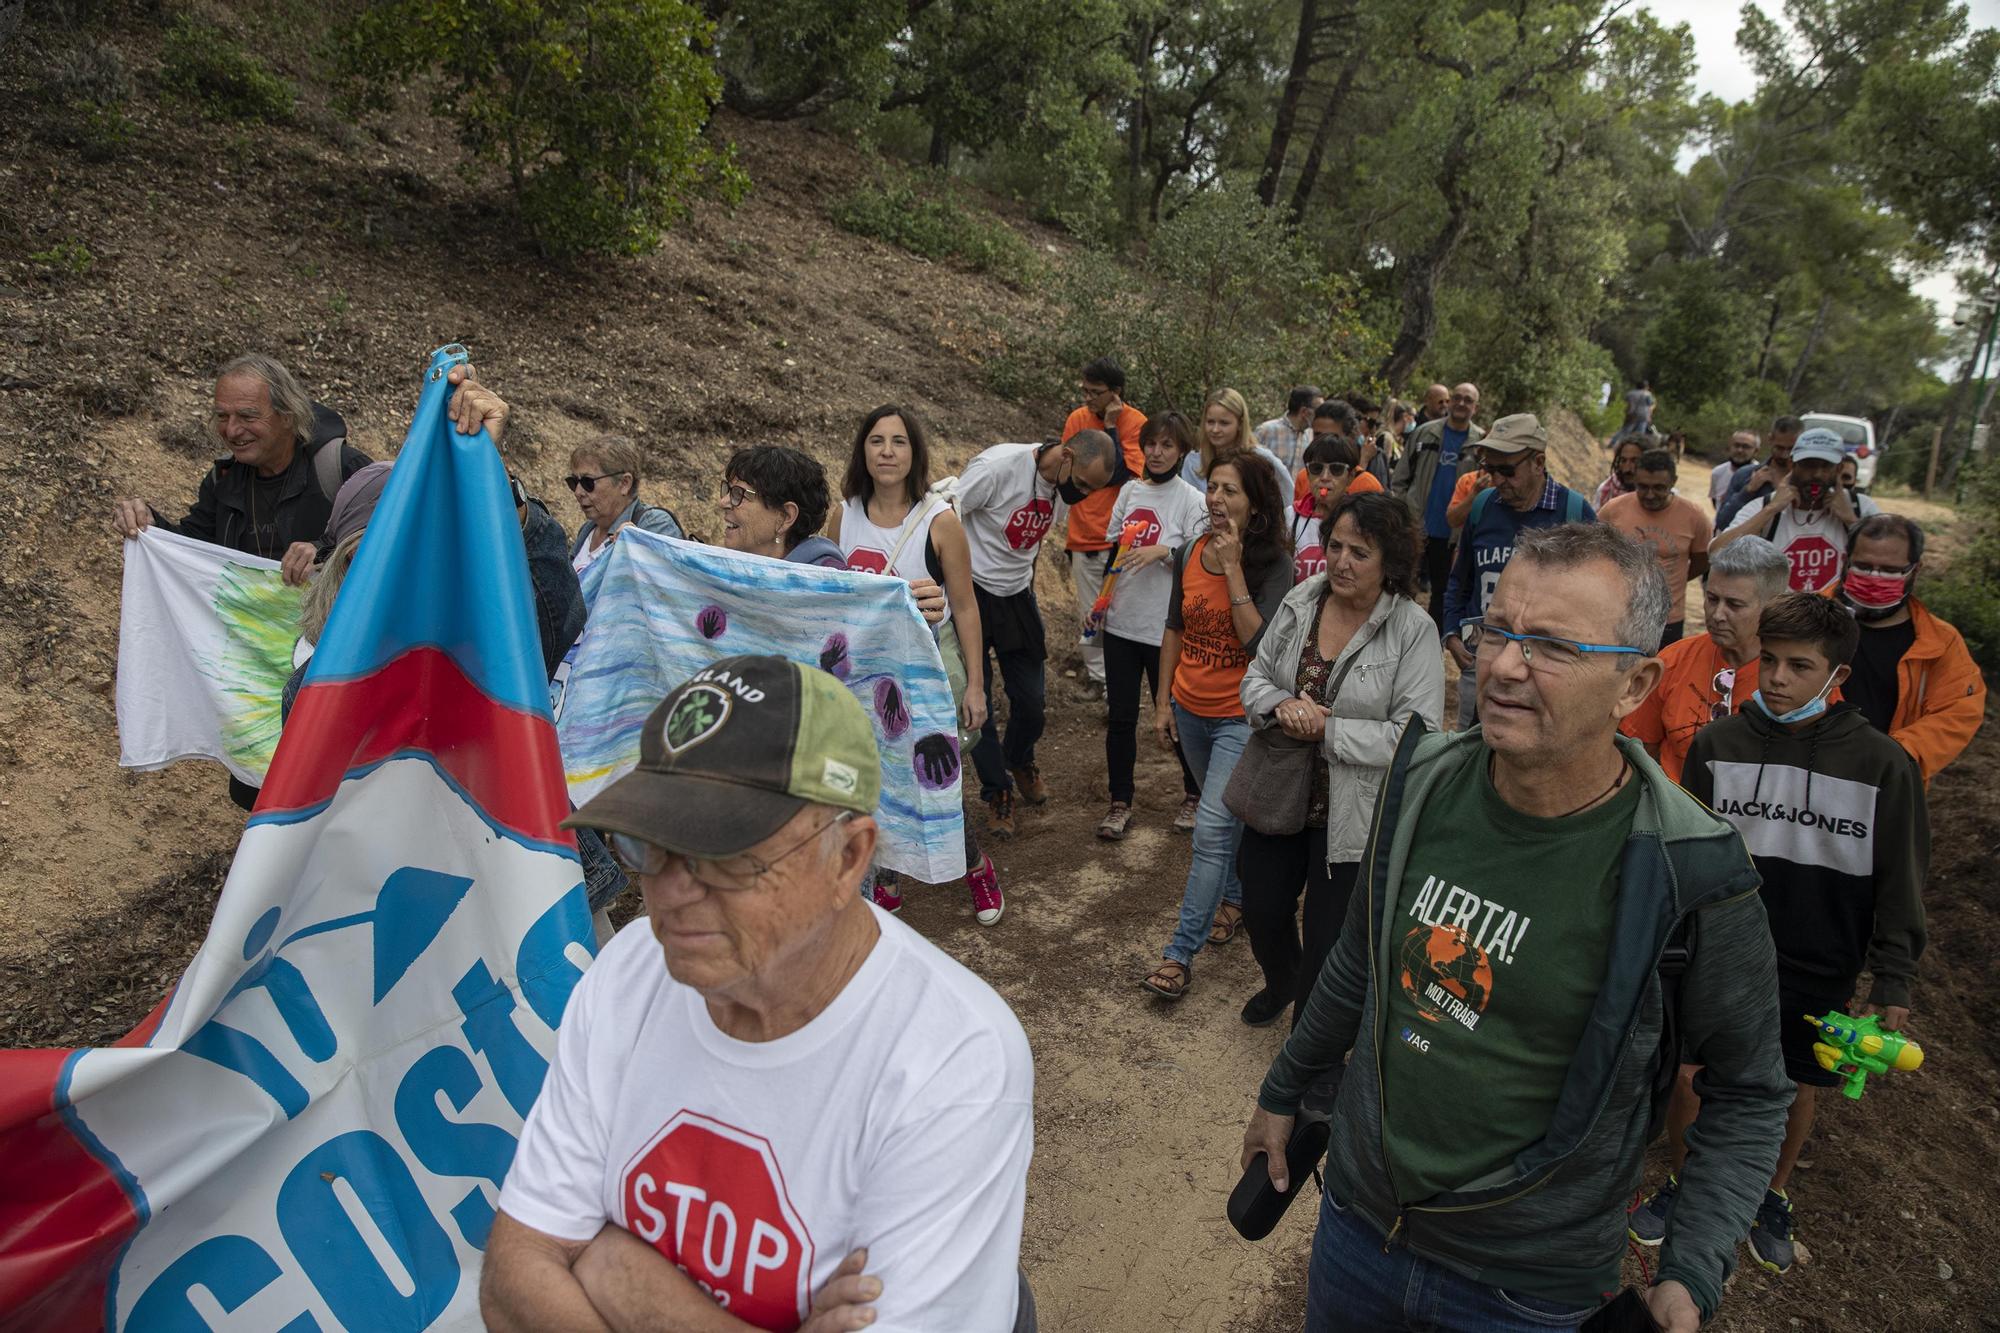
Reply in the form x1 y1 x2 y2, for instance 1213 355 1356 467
566 471 628 493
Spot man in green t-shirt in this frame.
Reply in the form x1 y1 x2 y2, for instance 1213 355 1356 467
1241 523 1792 1332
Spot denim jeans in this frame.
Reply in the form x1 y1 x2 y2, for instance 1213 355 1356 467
1163 705 1248 967
1306 1189 1599 1331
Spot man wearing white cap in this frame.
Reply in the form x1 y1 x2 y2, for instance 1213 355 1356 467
1713 427 1880 592
1441 413 1596 729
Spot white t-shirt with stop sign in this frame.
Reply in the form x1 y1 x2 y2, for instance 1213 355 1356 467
1102 475 1208 645
1732 494 1880 592
956 442 1057 596
498 906 1033 1331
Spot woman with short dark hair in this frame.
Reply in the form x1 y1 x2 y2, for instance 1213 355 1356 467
1235 492 1443 1028
718 445 843 566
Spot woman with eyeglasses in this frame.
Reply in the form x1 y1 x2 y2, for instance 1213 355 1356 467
1237 492 1442 1029
566 435 685 575
717 444 846 566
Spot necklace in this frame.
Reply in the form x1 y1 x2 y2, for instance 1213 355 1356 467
1491 753 1630 819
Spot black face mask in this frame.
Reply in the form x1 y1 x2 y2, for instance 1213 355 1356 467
1057 478 1089 505
1143 460 1181 483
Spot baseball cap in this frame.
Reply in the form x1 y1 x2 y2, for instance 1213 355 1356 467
1479 413 1548 456
564 654 881 858
326 461 393 548
1791 428 1845 466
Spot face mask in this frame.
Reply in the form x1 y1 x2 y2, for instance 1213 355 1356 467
1056 478 1089 505
1752 673 1838 726
1843 569 1911 620
1144 461 1180 483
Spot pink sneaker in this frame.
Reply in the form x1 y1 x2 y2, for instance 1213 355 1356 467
966 854 1003 926
868 871 903 914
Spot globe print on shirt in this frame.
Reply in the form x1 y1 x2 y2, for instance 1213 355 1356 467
1399 924 1496 1030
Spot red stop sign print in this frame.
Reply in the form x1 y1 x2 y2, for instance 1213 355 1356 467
1294 542 1325 583
1785 535 1843 591
621 1111 815 1329
1121 506 1163 549
1004 498 1054 551
846 546 889 574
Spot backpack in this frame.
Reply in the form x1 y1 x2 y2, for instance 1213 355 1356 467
306 401 351 502
1466 483 1587 529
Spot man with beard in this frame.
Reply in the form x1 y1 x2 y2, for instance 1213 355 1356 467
1713 428 1879 592
1715 416 1800 531
1599 450 1710 645
1708 431 1760 509
1832 514 1986 784
1620 536 1790 784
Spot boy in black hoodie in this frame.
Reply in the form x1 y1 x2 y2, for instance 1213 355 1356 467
1668 592 1928 1273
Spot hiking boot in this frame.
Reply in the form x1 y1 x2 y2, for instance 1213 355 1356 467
1748 1188 1797 1274
1173 794 1199 832
1096 801 1133 840
1629 1174 1678 1246
866 869 903 914
967 854 1003 926
986 789 1017 839
1240 988 1286 1028
1011 763 1048 805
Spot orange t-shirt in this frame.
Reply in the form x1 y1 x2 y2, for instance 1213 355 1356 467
1620 633 1760 785
1062 405 1149 551
1599 494 1710 624
1294 467 1383 502
1171 536 1250 717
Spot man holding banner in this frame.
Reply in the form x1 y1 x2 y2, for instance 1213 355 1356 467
487 655 1036 1332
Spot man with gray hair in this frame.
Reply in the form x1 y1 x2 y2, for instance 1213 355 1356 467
1621 536 1790 785
111 353 371 583
1241 522 1790 1333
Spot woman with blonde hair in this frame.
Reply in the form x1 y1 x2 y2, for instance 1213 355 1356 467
566 434 683 574
1182 387 1296 497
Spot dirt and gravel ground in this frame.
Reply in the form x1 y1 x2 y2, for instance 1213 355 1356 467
3 19 1997 1330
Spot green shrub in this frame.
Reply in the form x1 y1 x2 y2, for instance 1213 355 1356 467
40 44 135 160
339 0 742 260
830 169 1041 287
30 238 94 276
1923 460 2000 673
161 17 296 123
990 185 1383 418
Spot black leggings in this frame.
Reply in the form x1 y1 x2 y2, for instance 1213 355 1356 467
1238 823 1359 1025
1102 631 1199 804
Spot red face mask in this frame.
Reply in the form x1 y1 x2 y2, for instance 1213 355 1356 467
1843 569 1909 611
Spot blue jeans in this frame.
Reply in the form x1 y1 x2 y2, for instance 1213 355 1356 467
1306 1189 1600 1330
1163 705 1248 967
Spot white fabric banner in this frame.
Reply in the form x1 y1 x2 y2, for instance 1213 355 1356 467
116 527 304 785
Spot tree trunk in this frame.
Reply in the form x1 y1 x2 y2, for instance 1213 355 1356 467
1285 57 1359 224
927 121 951 169
1378 204 1473 391
1753 292 1782 381
1784 292 1831 402
1124 18 1156 228
1257 0 1319 207
1941 315 2000 490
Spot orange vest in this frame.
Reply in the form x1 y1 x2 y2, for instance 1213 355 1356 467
1061 406 1149 552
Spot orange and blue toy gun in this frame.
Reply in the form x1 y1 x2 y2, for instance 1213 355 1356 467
1806 1011 1923 1101
1084 519 1151 640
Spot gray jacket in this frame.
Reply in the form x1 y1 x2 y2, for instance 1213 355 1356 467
1239 582 1443 862
569 497 684 561
1391 417 1484 519
1260 725 1791 1319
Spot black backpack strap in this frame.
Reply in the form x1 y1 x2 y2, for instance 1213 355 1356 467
307 402 351 503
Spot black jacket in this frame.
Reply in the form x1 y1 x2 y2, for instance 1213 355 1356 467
160 438 373 558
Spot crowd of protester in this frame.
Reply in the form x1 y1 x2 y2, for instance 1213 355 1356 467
105 350 1987 1332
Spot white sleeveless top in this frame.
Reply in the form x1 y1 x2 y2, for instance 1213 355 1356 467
838 496 951 628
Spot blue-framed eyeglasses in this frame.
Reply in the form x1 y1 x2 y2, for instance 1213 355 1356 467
1461 619 1643 671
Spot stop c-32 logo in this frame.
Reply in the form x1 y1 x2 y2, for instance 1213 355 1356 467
846 547 889 575
621 1111 815 1329
1785 535 1842 591
1005 498 1054 551
1123 507 1163 549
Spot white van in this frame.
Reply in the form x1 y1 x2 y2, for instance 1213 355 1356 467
1799 413 1879 492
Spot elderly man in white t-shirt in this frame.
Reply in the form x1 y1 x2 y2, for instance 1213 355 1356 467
484 655 1036 1333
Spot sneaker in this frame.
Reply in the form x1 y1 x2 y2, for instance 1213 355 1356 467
1011 763 1048 806
1173 795 1199 832
1097 801 1133 840
1240 988 1286 1027
866 872 903 914
1748 1188 1797 1274
967 854 1003 925
1629 1174 1678 1246
986 789 1017 839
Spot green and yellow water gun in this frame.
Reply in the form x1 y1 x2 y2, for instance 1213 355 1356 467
1806 1011 1923 1101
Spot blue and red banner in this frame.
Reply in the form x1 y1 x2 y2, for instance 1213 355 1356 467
0 345 595 1331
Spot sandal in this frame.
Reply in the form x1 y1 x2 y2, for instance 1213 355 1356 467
1208 902 1244 947
1142 960 1191 1000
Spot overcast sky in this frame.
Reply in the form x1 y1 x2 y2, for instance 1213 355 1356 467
1640 0 2000 323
